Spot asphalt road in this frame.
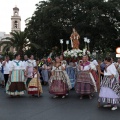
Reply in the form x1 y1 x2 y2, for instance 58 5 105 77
0 86 120 120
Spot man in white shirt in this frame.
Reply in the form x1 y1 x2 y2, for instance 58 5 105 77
2 56 11 87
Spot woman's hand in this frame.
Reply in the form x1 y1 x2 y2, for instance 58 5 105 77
24 71 27 77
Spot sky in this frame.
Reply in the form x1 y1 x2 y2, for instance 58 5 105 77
0 0 42 33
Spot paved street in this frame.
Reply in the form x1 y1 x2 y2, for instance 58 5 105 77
0 86 120 120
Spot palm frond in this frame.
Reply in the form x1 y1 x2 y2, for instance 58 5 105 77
2 44 11 52
1 37 15 43
30 43 41 49
0 41 13 46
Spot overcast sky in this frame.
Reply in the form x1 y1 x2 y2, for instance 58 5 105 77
0 0 42 33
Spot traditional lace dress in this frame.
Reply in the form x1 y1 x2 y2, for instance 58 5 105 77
6 60 26 96
75 62 96 95
26 59 36 86
28 72 43 95
98 64 120 104
49 65 71 96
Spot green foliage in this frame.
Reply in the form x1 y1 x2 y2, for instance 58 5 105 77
1 52 14 60
0 30 40 57
25 0 120 56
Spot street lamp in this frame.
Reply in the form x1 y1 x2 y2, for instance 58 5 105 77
86 39 90 50
66 40 69 50
60 39 63 53
84 37 87 49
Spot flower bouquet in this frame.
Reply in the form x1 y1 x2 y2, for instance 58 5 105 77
63 49 90 62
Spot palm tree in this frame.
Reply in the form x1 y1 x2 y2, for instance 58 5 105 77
0 30 40 56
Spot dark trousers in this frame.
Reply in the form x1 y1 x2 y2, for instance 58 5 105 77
4 74 9 87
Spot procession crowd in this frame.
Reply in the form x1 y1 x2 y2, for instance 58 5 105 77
0 54 120 111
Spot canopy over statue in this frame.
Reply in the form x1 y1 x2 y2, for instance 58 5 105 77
70 28 80 49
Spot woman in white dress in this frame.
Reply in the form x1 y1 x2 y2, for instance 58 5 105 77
98 57 120 110
6 54 26 97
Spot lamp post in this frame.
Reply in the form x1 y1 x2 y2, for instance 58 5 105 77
60 39 63 54
84 37 87 49
86 39 90 50
66 40 69 50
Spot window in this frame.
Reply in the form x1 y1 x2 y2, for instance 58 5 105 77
14 12 18 16
14 21 18 28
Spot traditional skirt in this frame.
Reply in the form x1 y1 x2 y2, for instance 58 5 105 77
98 76 120 104
49 70 69 95
28 78 43 95
6 70 26 96
66 67 76 88
75 71 95 95
26 78 32 87
63 71 72 90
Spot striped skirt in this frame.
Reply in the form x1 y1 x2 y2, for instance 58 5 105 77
98 76 120 104
6 70 26 96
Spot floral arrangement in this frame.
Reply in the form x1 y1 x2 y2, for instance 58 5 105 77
63 49 82 58
63 49 90 58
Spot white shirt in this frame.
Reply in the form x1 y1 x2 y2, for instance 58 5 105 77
26 59 36 67
10 60 25 71
92 60 98 66
104 64 116 76
90 62 97 71
83 65 90 71
52 64 65 71
22 60 28 70
2 61 11 74
79 64 90 71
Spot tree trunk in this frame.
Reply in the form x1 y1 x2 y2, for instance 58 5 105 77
18 48 24 60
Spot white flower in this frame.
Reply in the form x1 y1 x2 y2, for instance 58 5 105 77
71 54 74 57
75 55 77 57
63 49 83 58
70 50 74 54
87 51 90 55
68 51 71 55
79 54 82 56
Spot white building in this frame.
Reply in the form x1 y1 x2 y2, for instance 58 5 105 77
0 6 21 54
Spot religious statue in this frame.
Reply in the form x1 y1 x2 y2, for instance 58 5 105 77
70 28 80 49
